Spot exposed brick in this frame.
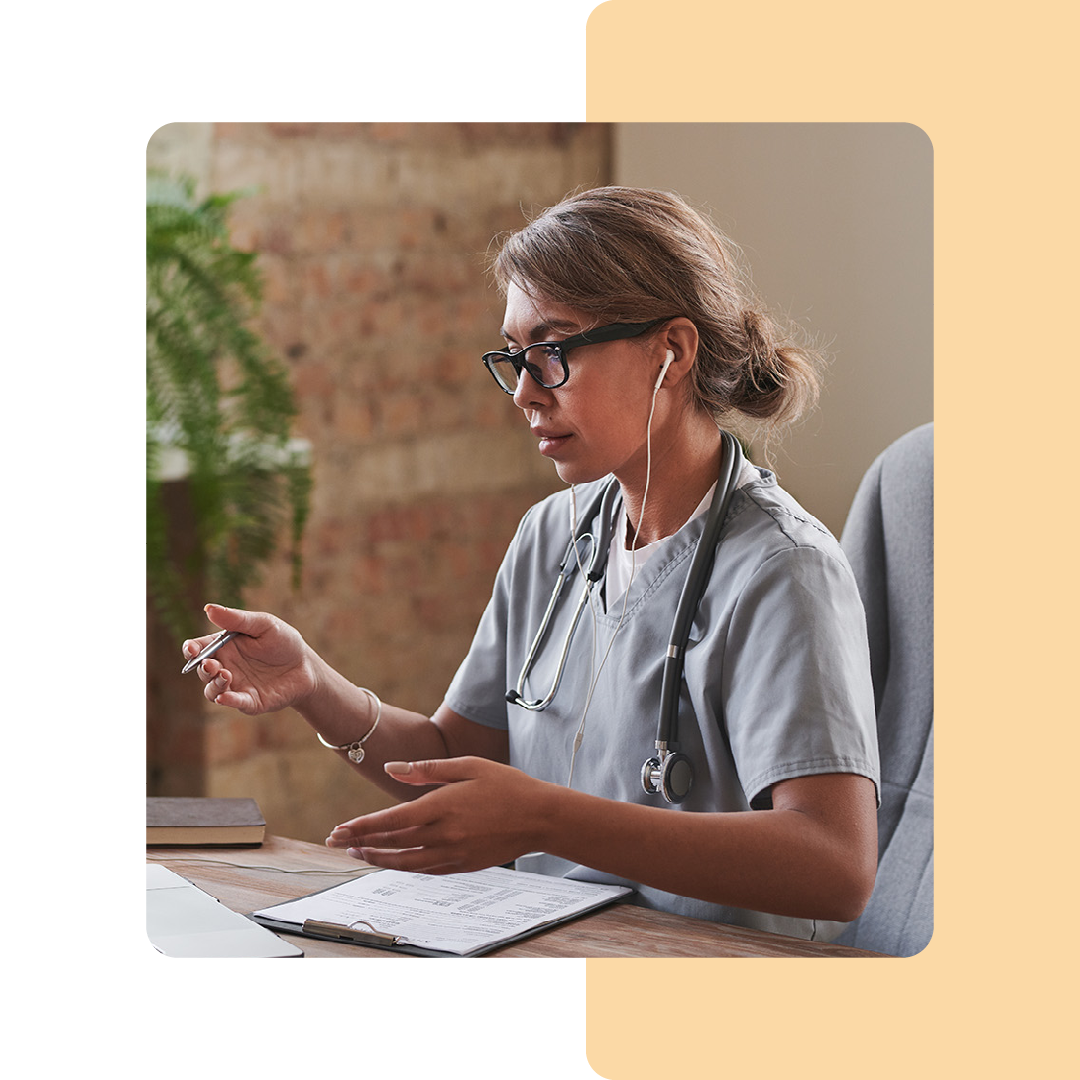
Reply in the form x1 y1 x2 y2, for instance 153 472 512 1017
262 710 307 751
213 121 252 141
366 122 415 144
148 121 611 839
206 712 256 766
255 304 303 355
266 122 321 137
257 253 292 305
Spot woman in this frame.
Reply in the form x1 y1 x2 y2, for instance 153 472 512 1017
185 186 880 940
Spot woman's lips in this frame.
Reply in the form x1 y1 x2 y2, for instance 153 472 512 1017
532 428 572 457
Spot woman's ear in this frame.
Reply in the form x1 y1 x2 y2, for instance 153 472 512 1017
655 319 699 387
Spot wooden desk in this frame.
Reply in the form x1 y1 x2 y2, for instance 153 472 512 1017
147 835 886 958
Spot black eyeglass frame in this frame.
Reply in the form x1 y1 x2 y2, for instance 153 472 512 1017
481 318 671 395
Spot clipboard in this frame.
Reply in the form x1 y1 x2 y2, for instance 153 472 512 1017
251 865 633 957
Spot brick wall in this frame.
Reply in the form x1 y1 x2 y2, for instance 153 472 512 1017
147 122 612 843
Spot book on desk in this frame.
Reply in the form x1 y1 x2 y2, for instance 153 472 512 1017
146 796 266 846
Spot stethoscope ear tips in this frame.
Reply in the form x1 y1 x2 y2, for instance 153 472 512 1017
641 752 693 804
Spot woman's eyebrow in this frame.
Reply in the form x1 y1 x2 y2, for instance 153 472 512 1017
500 320 581 343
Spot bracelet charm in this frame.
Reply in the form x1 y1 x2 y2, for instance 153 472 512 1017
315 688 382 764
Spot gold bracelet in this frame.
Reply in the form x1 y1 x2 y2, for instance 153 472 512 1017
316 688 382 764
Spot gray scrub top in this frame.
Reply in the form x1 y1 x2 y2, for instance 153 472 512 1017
444 463 879 940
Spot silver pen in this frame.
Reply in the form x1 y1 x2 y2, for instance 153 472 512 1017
181 629 241 675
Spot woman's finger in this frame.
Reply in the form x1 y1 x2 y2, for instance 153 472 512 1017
209 666 231 691
203 603 275 636
182 635 222 665
327 804 435 847
384 757 484 786
349 846 462 875
334 823 431 850
212 688 257 713
195 657 223 684
202 668 233 703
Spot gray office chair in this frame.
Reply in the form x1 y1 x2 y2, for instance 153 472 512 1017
835 423 934 957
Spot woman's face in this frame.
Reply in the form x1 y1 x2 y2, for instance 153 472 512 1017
500 283 664 487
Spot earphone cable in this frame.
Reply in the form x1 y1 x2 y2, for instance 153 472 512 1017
566 375 661 787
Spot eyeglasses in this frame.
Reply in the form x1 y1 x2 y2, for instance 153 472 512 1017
481 319 669 395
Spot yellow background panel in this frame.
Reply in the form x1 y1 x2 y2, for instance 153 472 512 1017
585 2 1075 1077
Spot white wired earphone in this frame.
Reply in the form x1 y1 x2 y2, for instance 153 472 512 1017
656 349 676 390
564 350 675 787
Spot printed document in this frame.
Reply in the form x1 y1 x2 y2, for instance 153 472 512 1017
253 866 631 955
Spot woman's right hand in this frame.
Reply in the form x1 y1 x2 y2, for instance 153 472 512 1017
182 603 317 715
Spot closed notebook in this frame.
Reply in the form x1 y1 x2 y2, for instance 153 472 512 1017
147 797 266 847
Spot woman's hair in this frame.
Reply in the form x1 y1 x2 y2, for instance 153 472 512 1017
489 186 823 442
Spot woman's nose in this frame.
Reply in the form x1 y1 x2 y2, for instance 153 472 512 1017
512 366 551 410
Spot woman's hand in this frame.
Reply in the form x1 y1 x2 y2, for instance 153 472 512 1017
326 757 550 874
182 603 317 715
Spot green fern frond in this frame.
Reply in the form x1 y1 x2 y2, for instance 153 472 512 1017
147 172 311 647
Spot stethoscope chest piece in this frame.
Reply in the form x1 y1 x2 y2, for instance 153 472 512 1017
641 750 693 804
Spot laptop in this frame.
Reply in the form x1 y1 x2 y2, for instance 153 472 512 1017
146 863 303 957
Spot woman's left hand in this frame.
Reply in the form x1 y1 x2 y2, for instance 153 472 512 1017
326 756 549 874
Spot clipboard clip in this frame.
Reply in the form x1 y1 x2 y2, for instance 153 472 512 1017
302 918 403 947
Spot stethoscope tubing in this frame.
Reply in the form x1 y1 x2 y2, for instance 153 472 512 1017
507 477 620 709
655 430 742 748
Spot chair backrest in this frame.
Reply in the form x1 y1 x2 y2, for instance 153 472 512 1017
835 423 934 957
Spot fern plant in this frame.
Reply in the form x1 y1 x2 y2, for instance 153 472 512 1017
147 173 311 646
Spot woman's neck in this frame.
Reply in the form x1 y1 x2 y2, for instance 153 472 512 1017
618 415 725 548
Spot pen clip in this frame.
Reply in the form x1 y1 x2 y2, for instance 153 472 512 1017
302 919 402 947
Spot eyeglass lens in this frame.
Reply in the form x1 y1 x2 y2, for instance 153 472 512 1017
489 344 565 392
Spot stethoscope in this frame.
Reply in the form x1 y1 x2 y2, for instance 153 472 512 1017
506 430 743 804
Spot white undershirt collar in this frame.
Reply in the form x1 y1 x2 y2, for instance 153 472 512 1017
604 462 757 611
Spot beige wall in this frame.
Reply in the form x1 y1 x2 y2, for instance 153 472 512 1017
613 123 933 534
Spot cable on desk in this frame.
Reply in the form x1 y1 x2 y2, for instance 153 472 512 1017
147 854 380 876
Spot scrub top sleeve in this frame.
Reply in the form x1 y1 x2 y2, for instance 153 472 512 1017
722 545 880 809
443 509 535 730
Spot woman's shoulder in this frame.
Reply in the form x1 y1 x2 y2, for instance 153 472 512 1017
729 466 847 564
712 469 863 623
